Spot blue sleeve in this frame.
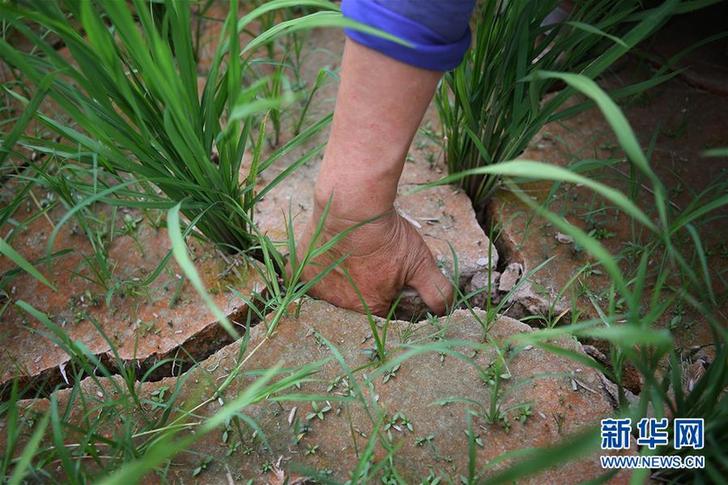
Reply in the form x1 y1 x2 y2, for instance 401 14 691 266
341 0 476 71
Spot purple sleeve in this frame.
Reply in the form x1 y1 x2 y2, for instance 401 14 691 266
341 0 476 71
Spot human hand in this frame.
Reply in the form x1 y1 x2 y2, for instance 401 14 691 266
291 200 454 317
289 39 452 317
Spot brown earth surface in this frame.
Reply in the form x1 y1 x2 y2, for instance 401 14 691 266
483 64 727 392
646 1 728 96
14 300 631 483
1 25 497 392
0 201 264 396
1 6 725 483
484 63 728 340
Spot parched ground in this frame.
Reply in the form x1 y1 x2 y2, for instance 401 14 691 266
483 12 728 393
17 300 632 483
1 4 727 483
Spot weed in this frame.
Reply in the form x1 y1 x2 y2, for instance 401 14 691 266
415 434 435 447
191 456 213 477
384 411 413 434
305 401 332 421
382 364 401 384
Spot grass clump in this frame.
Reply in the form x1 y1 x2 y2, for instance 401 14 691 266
0 0 372 254
436 0 716 207
2 1 727 483
439 70 728 481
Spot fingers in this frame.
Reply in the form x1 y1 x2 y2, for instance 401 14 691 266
294 212 455 318
406 249 454 316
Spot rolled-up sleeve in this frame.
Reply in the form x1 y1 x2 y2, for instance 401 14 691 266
341 0 476 71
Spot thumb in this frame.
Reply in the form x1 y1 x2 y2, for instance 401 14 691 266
406 250 454 316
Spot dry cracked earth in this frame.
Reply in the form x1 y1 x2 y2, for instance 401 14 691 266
1 5 727 484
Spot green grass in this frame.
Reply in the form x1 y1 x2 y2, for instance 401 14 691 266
435 72 727 482
436 0 719 208
1 1 726 483
0 0 402 256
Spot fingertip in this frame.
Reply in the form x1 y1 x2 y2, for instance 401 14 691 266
407 257 455 316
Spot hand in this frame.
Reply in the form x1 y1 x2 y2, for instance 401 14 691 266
289 39 452 317
291 200 454 317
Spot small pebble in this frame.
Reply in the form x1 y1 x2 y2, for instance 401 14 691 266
555 232 574 244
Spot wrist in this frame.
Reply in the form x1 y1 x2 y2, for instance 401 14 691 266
314 165 398 222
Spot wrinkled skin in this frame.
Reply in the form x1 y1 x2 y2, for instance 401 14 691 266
289 39 454 317
292 201 453 317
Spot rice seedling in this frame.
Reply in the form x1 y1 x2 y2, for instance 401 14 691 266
0 0 401 256
0 214 344 481
0 236 54 290
294 66 337 135
1 1 725 482
436 0 718 208
0 77 58 288
435 71 727 480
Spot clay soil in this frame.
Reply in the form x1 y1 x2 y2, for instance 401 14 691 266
0 4 726 483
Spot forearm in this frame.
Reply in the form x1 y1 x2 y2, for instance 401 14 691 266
298 0 473 314
314 39 442 220
300 42 454 315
